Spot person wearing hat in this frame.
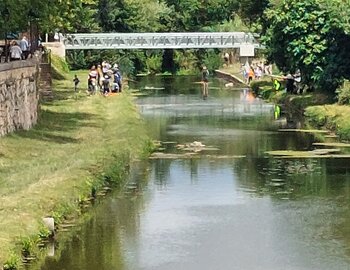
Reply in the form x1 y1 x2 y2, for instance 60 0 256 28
113 64 122 92
201 66 209 99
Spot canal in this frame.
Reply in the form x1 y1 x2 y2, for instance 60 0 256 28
38 76 350 270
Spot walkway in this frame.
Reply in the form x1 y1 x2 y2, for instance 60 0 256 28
64 32 263 50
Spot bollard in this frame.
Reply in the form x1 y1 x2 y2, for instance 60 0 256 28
42 217 55 235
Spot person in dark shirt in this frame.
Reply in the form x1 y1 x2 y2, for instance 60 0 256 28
73 75 80 93
202 66 209 99
102 75 110 96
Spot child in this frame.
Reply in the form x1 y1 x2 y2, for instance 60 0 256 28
102 75 110 96
73 75 80 93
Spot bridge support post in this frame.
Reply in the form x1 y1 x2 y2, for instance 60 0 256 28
42 42 66 58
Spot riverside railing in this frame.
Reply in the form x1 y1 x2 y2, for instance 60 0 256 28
64 32 264 50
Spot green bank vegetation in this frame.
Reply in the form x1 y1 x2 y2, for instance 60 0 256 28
0 67 152 268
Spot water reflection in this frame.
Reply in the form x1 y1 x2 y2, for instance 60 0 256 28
38 76 350 270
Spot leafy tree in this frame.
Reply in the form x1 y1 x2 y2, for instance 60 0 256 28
98 0 171 32
163 0 238 31
263 0 350 92
0 0 99 35
237 0 269 27
37 0 99 33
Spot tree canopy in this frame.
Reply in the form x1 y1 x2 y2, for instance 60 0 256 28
0 0 99 36
262 0 350 92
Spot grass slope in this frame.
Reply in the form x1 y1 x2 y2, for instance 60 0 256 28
0 70 151 268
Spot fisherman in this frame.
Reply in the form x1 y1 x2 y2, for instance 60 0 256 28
202 66 209 99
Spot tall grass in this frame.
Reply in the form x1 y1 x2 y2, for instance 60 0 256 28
0 70 152 267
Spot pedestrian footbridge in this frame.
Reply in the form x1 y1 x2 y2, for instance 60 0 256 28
64 32 263 50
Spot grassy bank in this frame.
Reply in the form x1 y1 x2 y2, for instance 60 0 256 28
305 105 350 141
219 64 350 141
0 69 152 268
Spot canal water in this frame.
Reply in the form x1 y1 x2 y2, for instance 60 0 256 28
38 76 350 270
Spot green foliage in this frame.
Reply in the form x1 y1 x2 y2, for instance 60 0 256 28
163 0 238 31
20 236 38 257
38 223 52 239
145 54 163 74
3 252 20 270
201 49 222 72
250 80 276 100
305 104 350 140
38 0 100 32
51 203 76 225
66 51 87 70
174 50 197 74
51 55 70 80
263 0 350 93
0 0 99 34
336 81 350 105
52 55 70 73
237 0 270 27
98 0 171 32
203 15 250 32
305 106 327 126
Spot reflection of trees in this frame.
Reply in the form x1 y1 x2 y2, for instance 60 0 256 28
40 207 125 270
233 156 350 200
40 162 154 270
153 159 172 187
188 159 199 184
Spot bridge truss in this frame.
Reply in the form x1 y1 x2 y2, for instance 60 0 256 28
64 32 263 50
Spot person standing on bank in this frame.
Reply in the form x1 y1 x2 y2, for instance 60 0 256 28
112 64 122 92
19 36 30 59
73 74 80 93
202 66 209 99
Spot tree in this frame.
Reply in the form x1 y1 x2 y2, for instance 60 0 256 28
0 0 99 34
163 0 238 31
237 0 269 27
98 0 171 32
36 0 99 33
262 0 350 92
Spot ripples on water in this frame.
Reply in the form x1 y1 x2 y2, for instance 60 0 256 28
38 76 350 270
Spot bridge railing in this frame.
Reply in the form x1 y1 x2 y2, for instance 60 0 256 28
64 32 263 50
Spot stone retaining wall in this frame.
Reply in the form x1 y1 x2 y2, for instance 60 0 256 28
0 59 40 136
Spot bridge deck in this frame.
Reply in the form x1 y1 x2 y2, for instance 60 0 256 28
64 32 263 50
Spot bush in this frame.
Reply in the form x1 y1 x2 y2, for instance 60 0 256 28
202 49 221 71
66 51 87 70
145 54 162 74
3 252 20 270
173 50 197 74
336 80 350 105
304 106 327 126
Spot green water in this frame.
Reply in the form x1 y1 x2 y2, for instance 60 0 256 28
37 76 350 270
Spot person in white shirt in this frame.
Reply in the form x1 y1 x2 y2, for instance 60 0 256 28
19 36 30 59
10 41 22 61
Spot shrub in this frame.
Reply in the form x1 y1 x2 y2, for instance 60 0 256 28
202 49 222 71
3 252 20 270
145 55 162 74
336 80 350 105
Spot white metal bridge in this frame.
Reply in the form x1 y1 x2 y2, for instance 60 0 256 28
64 32 263 50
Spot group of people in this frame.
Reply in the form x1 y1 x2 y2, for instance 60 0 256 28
84 61 123 96
1 36 31 62
242 61 273 85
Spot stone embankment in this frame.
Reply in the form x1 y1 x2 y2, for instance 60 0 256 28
0 58 46 136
